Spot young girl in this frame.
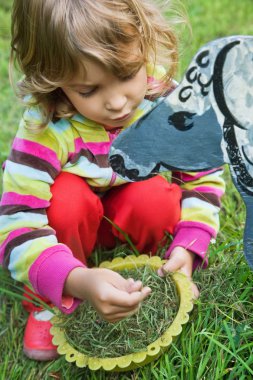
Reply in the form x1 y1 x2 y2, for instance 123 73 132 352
0 0 225 361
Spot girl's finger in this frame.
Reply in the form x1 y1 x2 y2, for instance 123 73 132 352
104 307 140 323
191 282 200 299
126 278 143 293
110 286 151 308
157 260 179 277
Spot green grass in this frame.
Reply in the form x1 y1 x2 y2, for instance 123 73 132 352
52 267 179 358
0 2 22 183
1 0 253 379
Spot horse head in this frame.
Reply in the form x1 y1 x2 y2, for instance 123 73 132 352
109 36 253 183
109 35 253 268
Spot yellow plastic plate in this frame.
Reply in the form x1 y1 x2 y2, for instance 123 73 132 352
50 254 194 371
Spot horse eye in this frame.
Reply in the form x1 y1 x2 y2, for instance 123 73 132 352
168 111 196 131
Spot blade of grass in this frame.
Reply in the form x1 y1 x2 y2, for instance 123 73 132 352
198 331 253 375
103 215 140 256
0 287 54 312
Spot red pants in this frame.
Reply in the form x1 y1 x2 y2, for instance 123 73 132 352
23 172 181 309
47 172 182 265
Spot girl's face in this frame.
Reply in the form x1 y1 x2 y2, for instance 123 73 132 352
61 59 148 130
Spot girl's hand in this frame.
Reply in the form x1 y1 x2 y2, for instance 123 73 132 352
64 267 151 323
157 247 199 299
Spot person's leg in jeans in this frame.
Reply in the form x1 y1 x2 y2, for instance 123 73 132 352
23 172 103 360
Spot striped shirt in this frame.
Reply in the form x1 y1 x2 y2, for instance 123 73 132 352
0 67 225 312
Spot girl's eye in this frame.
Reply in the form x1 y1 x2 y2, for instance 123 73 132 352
79 87 97 98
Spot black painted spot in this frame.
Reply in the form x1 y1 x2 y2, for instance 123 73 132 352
168 112 196 131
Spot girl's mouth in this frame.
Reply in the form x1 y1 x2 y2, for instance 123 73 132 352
112 112 131 122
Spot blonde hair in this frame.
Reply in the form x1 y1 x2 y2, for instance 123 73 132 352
10 0 183 130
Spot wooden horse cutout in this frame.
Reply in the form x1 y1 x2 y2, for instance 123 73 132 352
109 36 253 268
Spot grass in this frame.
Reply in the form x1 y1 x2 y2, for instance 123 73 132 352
1 0 253 379
53 267 179 358
0 1 22 193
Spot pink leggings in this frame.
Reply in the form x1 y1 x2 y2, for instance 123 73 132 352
23 172 181 309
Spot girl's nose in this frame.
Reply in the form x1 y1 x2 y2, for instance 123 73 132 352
105 93 128 112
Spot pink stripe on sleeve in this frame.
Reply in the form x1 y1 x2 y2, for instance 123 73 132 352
1 192 50 208
194 186 225 197
174 169 222 182
147 76 155 83
0 227 32 262
147 76 166 92
13 138 61 171
74 137 111 155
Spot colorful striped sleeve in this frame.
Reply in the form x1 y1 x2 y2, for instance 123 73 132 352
0 108 85 313
166 168 225 268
